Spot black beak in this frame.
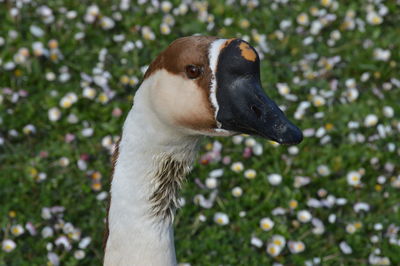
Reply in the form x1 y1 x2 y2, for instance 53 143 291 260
216 77 303 145
215 39 303 145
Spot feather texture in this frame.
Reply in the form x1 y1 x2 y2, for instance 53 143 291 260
149 153 192 222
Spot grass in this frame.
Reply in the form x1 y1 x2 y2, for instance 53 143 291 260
1 0 400 265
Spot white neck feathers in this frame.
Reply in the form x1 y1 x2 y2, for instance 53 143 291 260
104 74 200 266
208 38 227 128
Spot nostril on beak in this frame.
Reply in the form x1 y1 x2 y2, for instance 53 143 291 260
250 105 262 119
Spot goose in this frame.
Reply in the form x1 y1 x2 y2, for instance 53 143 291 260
103 36 303 266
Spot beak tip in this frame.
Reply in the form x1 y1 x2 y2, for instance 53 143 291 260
291 130 304 145
276 126 303 145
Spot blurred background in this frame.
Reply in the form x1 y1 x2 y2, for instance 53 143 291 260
1 0 399 265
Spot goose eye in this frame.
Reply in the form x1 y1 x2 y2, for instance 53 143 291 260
185 65 202 79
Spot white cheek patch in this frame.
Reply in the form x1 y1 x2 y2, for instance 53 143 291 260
208 39 228 130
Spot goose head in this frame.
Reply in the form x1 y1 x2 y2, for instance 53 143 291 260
141 36 303 145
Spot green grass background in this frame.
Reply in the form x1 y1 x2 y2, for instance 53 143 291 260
1 0 400 265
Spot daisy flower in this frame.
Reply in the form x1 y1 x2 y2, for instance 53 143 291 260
214 212 229 226
373 48 390 62
366 11 383 25
297 13 309 26
74 250 86 260
347 171 362 186
266 243 282 257
48 107 61 121
205 177 218 189
244 169 256 179
2 239 16 252
317 165 330 176
271 235 286 248
11 225 24 236
312 95 326 107
231 162 244 173
267 173 282 186
346 223 357 234
288 240 305 254
160 23 171 35
260 217 275 231
339 241 352 254
297 210 312 223
382 106 394 118
250 236 263 248
232 187 243 197
83 87 96 99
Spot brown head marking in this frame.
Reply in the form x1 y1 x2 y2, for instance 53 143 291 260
143 36 220 131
